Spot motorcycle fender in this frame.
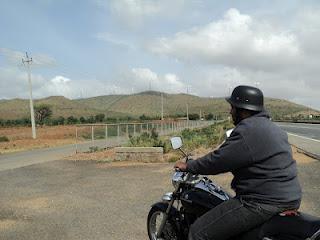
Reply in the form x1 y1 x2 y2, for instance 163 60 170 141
150 202 181 236
151 202 179 218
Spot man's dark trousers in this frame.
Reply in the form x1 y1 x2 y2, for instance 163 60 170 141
188 198 280 240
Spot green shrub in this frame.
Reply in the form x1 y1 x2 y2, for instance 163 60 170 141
179 121 233 151
0 136 9 142
128 121 233 154
128 131 170 153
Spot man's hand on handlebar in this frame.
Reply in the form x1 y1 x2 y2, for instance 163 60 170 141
174 161 187 172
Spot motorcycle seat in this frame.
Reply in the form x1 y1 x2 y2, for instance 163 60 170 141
259 212 320 239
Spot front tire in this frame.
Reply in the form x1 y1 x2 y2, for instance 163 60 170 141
147 204 179 240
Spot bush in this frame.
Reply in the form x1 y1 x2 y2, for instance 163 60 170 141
128 121 233 154
128 131 170 153
180 121 233 151
0 136 9 142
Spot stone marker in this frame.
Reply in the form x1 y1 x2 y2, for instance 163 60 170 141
115 147 163 162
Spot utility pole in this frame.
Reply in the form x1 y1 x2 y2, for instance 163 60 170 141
186 103 189 126
161 92 164 120
22 52 36 139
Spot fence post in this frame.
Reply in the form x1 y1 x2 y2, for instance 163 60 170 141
133 124 136 136
75 127 78 153
117 124 120 140
126 124 129 138
105 125 108 147
161 122 163 135
91 125 94 147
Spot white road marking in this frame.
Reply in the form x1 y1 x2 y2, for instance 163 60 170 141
287 133 320 143
278 124 320 130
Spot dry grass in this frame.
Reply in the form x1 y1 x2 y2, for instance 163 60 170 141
64 145 313 169
64 149 115 162
0 220 16 230
0 125 77 154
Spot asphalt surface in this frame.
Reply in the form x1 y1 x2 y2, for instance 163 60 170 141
0 137 127 171
276 122 320 140
0 159 319 240
276 122 320 158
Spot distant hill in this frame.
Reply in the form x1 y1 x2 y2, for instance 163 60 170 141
0 91 318 120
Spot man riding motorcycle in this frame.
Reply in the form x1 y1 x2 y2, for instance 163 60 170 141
174 85 302 240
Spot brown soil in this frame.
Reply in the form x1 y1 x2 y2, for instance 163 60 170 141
64 149 116 162
65 145 314 168
0 125 77 154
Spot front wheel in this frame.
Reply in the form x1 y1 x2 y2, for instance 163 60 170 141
147 204 179 240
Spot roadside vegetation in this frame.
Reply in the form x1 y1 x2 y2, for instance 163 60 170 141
0 104 218 128
127 121 234 162
127 129 170 153
0 136 9 142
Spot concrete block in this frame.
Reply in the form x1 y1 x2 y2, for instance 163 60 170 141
115 147 163 162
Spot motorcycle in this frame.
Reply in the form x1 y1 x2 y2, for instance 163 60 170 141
147 136 320 240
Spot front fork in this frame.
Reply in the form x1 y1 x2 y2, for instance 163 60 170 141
156 197 175 238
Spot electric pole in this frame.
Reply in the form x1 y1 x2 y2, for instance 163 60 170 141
22 52 36 139
186 103 189 126
161 92 164 120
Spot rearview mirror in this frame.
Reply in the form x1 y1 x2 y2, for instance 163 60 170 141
170 137 183 150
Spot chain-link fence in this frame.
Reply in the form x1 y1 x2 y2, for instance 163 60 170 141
75 120 215 152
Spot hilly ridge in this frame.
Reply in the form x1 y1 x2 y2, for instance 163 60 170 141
0 91 318 120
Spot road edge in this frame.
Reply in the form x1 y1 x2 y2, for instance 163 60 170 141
291 144 320 161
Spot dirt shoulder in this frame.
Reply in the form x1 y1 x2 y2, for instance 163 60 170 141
65 145 315 165
0 125 77 154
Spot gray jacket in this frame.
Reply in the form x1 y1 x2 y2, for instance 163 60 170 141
187 111 301 206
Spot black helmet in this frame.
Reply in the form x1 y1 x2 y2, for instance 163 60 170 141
226 85 264 112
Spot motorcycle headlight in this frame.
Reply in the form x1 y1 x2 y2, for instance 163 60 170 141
172 171 184 188
162 192 173 202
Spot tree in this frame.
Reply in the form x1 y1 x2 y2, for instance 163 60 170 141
189 113 200 120
139 114 149 120
79 116 86 123
35 104 52 124
205 113 214 120
52 116 65 125
67 116 78 124
95 114 105 122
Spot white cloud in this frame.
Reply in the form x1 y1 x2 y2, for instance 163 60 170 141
0 48 56 67
148 8 301 71
131 67 158 82
37 76 110 99
51 75 70 84
0 67 46 99
143 7 320 110
112 67 185 94
96 0 185 28
95 32 135 49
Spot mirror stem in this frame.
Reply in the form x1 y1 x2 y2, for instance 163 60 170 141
179 148 188 158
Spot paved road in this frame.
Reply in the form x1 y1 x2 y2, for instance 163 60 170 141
276 122 320 140
0 159 319 240
0 137 127 171
276 122 320 158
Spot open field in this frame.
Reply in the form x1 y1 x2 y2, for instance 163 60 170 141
0 125 77 154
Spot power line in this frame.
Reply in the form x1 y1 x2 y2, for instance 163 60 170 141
22 52 37 139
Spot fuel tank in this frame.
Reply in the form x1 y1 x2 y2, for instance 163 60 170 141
180 179 230 217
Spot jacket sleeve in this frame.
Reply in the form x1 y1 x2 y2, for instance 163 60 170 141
186 130 254 175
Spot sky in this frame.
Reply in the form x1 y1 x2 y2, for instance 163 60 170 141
1 0 320 110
